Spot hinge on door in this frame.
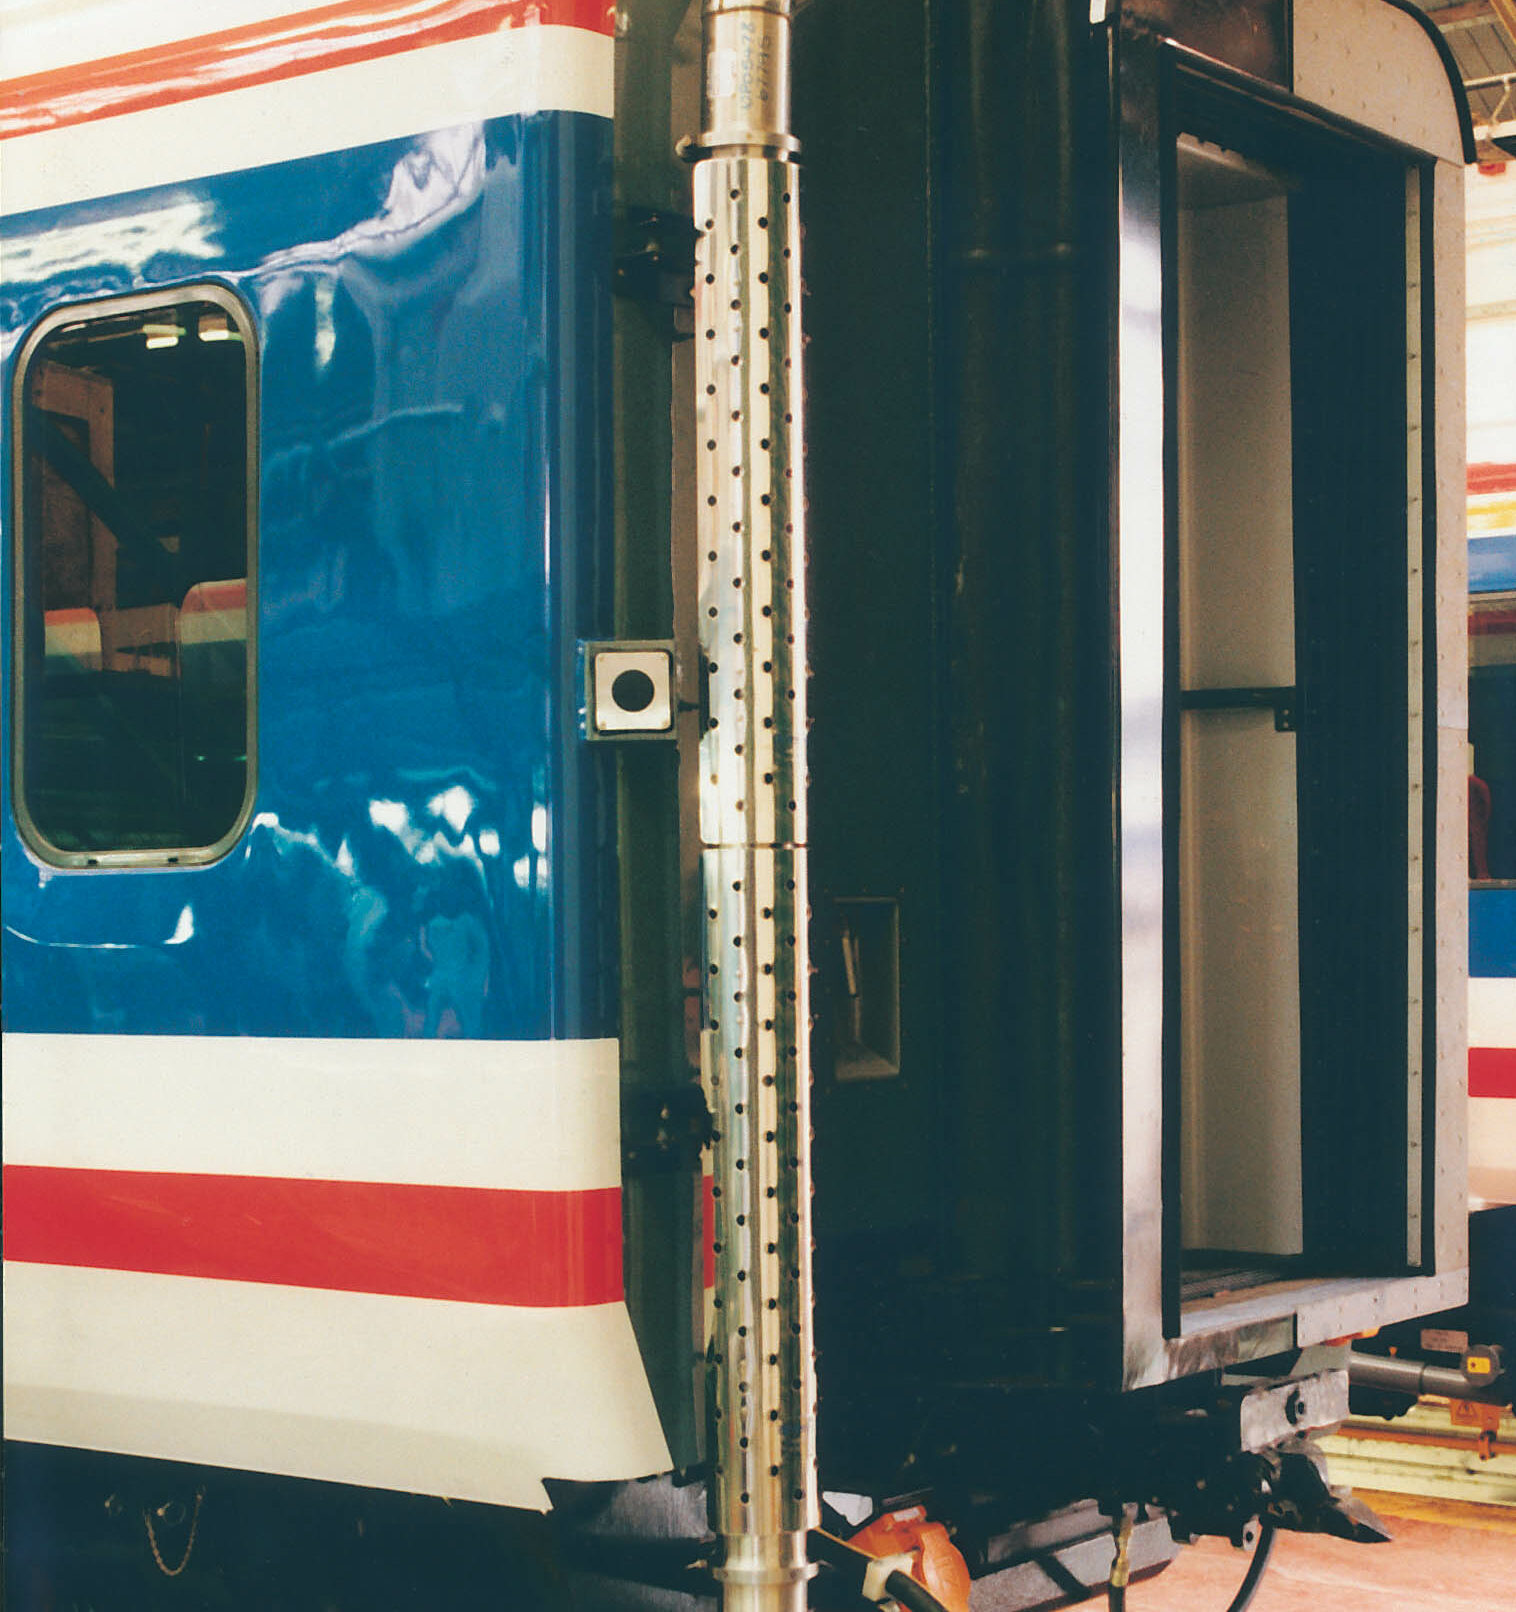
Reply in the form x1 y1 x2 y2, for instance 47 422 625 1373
614 210 697 310
622 1080 711 1177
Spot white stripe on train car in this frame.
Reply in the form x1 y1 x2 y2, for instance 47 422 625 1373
2 1032 672 1503
4 1263 669 1509
1469 977 1516 1208
2 1032 622 1190
1470 1097 1516 1210
2 0 327 79
43 608 103 671
1 21 611 218
1470 974 1516 1049
179 579 247 647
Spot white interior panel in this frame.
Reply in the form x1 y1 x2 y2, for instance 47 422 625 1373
1177 171 1303 1257
1179 714 1303 1253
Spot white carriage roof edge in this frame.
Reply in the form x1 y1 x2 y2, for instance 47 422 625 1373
0 22 612 221
0 0 326 79
1 1031 624 1192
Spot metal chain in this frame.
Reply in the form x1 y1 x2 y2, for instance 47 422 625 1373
143 1487 205 1578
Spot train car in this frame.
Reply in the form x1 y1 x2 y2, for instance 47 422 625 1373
0 2 1490 1609
1464 457 1516 1393
1470 458 1516 1212
1346 452 1516 1441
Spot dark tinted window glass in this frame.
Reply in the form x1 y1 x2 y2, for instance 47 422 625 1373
17 293 253 862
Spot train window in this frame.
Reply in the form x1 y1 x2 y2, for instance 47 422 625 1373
13 289 255 865
1471 592 1516 881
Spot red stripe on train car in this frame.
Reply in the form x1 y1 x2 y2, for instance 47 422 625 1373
1 0 614 140
2 1164 623 1307
1469 462 1516 497
1470 1047 1516 1101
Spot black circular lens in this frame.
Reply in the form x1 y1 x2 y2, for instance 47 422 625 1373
611 668 657 713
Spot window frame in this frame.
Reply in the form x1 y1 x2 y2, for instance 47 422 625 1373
10 282 259 870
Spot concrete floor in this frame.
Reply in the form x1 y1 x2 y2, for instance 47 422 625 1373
1124 1493 1516 1612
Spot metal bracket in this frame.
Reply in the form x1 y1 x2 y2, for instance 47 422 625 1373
1180 685 1300 733
622 1081 712 1176
583 641 678 741
614 210 697 309
1237 1368 1349 1452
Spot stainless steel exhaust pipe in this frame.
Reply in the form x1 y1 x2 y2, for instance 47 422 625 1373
693 4 816 1609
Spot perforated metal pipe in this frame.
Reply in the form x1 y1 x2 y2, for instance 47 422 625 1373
694 5 816 1610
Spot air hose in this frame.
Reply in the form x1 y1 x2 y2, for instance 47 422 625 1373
1107 1515 1275 1612
1106 1510 1133 1612
1222 1520 1276 1612
807 1529 956 1612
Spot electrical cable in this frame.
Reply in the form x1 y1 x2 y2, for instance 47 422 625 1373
881 1568 953 1612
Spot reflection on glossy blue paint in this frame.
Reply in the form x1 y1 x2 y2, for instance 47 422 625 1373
0 200 224 336
1472 889 1516 979
1471 533 1516 595
0 112 615 1042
